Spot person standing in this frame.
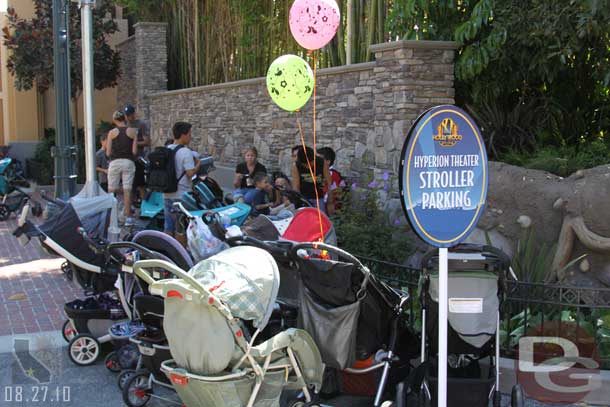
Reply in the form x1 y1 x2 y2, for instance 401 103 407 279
124 104 150 203
292 146 331 213
163 122 201 239
106 111 138 225
95 134 109 192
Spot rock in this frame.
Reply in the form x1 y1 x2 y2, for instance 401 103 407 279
553 198 565 211
516 215 532 229
580 258 590 273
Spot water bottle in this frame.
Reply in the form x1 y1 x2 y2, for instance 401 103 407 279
220 213 231 228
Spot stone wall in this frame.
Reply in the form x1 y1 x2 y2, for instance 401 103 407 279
116 23 167 119
147 40 457 189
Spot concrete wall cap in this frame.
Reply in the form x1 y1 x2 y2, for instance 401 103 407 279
149 62 375 99
370 40 459 53
134 22 168 28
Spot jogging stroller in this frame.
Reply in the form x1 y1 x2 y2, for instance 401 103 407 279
0 157 42 221
132 246 325 407
400 244 523 407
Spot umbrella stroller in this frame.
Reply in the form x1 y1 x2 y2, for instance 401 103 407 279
132 246 325 407
400 244 523 407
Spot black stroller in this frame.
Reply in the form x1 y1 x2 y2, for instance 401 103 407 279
117 267 180 407
398 244 523 407
228 237 419 406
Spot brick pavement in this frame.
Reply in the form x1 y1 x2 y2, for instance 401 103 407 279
0 217 82 336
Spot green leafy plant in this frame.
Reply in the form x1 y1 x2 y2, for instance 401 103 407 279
501 140 610 177
512 229 586 283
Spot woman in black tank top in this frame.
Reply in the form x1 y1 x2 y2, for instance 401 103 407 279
291 146 331 212
106 111 138 223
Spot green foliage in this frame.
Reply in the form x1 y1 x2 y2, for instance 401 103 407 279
512 229 586 283
3 0 121 97
117 0 387 89
386 0 610 159
501 140 610 177
334 177 412 263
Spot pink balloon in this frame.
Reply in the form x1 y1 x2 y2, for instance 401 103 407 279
289 0 341 50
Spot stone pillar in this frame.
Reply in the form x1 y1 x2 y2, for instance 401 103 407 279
369 40 458 175
134 22 167 120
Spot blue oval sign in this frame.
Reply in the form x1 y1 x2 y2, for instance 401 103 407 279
399 105 488 248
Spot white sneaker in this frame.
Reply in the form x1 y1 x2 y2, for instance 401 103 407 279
125 217 135 226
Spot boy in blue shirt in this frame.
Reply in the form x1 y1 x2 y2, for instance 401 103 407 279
244 173 273 217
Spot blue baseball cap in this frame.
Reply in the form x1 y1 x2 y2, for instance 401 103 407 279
124 104 136 115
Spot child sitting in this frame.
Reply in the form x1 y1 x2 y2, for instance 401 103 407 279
244 173 273 217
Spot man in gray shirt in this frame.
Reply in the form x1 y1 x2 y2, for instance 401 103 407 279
163 122 201 239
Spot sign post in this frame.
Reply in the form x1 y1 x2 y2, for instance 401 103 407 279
399 105 488 407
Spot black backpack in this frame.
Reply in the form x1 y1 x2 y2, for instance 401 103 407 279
147 145 185 193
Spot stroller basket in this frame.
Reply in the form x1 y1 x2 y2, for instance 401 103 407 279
161 360 286 407
131 334 172 384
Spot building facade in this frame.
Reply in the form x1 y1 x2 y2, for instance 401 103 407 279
0 0 128 163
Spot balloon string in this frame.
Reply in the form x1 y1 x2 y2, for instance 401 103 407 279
295 111 325 243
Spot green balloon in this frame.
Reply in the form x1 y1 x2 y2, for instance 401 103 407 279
266 54 314 112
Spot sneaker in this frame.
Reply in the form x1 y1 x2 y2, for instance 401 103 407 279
125 217 135 226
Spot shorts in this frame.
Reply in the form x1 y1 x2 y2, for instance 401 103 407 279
133 159 146 188
108 159 135 191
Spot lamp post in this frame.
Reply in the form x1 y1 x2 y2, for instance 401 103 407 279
74 0 96 192
52 0 76 200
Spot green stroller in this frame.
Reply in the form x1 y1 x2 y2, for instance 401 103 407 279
133 245 324 407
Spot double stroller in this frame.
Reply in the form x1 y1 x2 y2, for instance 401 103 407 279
133 245 325 407
396 244 523 407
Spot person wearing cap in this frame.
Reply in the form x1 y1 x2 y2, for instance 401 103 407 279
106 111 138 225
124 104 150 203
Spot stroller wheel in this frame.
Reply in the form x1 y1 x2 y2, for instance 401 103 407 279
104 351 121 373
123 371 152 407
61 319 77 342
0 204 10 221
511 384 525 407
61 262 73 282
118 369 136 390
68 334 101 366
493 389 502 407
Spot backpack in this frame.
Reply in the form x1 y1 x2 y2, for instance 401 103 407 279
147 145 185 193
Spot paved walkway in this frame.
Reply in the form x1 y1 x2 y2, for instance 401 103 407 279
0 217 81 336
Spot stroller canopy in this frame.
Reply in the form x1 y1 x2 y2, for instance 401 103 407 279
189 246 279 329
282 208 335 244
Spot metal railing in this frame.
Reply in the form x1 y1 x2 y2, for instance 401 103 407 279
357 255 610 368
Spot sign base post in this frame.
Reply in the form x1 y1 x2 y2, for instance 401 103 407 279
438 247 448 407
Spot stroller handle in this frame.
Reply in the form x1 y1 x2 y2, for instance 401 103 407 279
133 258 204 295
290 242 366 270
420 243 511 271
226 235 288 258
